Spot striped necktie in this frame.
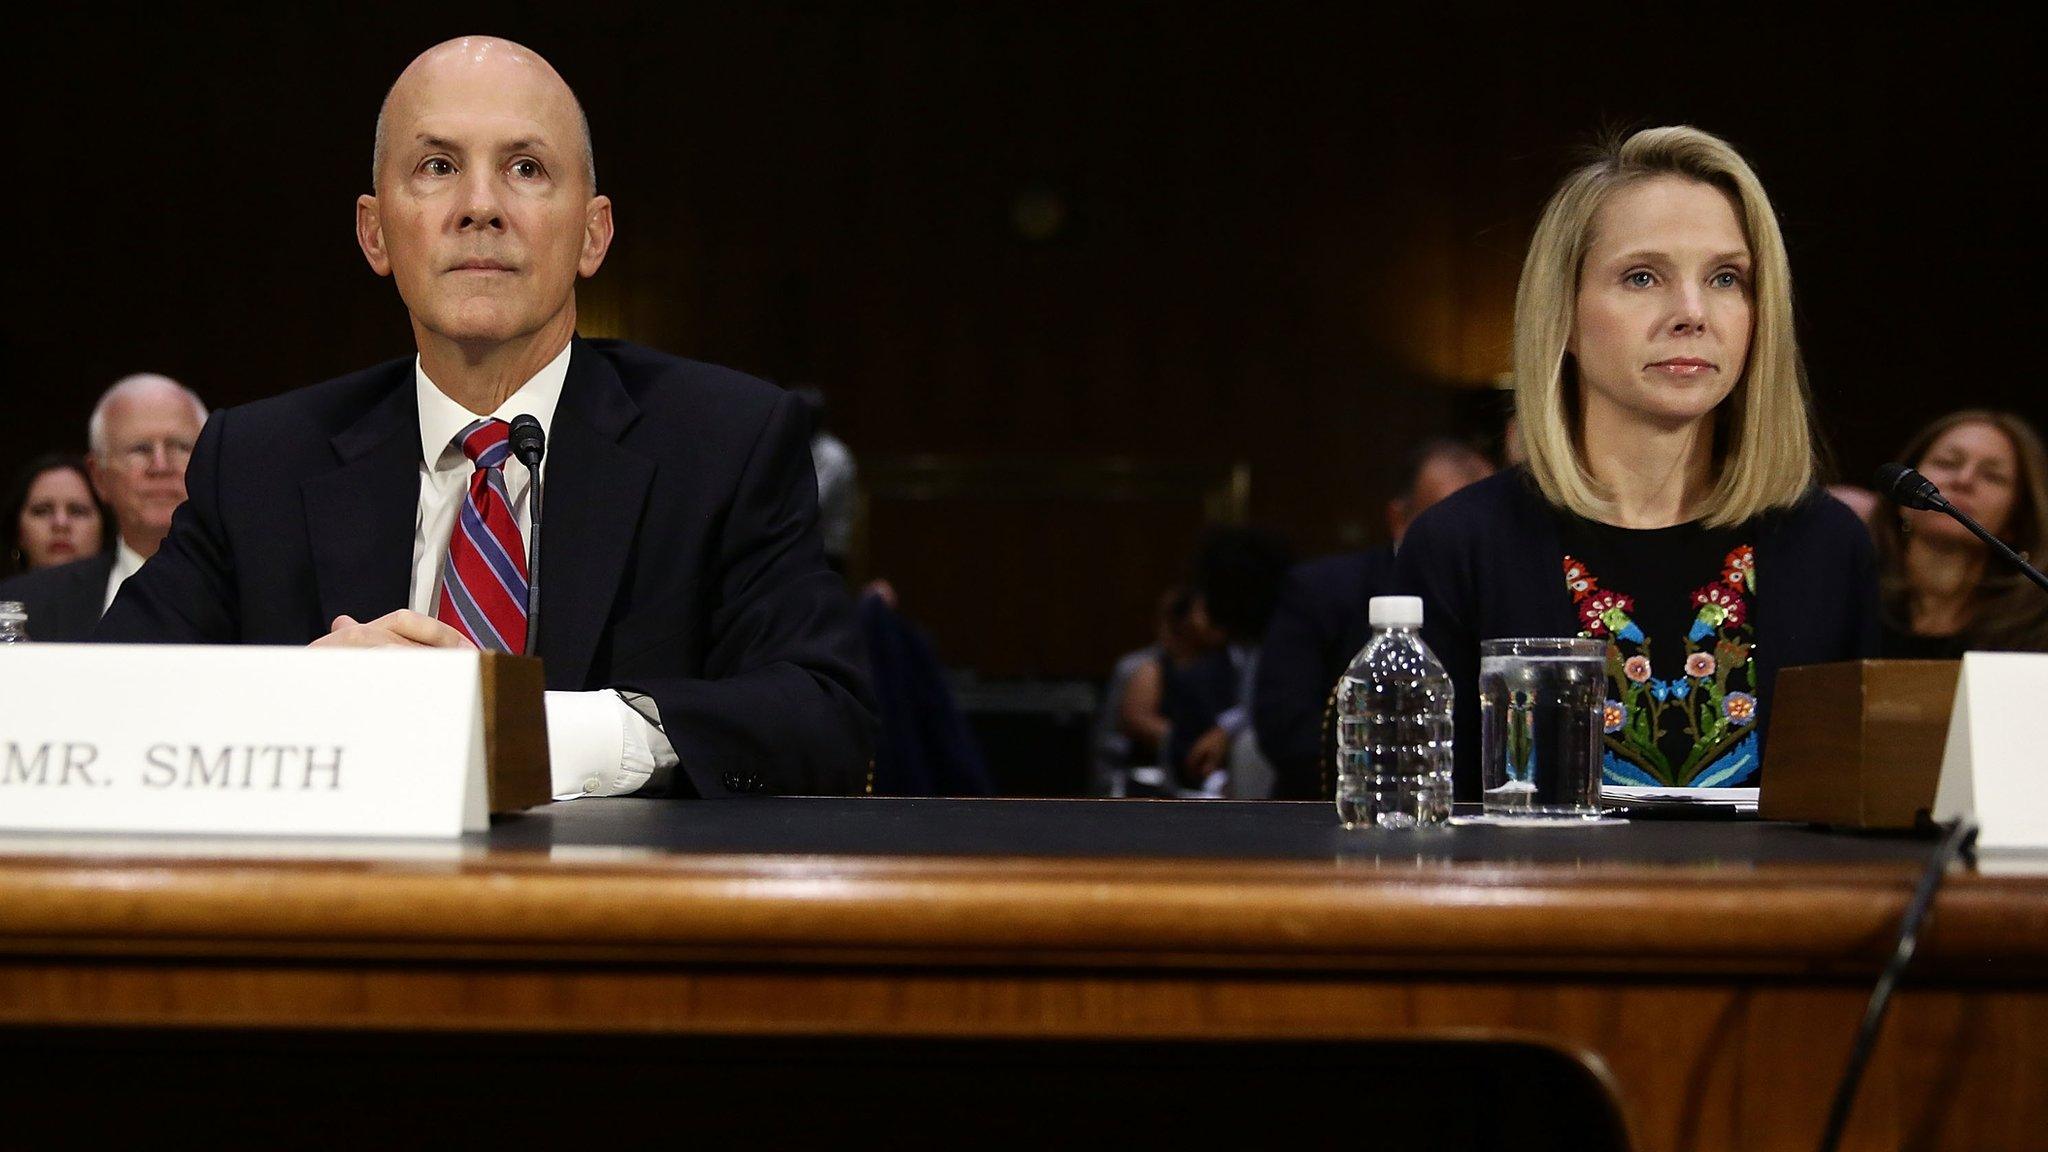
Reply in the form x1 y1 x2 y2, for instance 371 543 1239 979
436 417 529 654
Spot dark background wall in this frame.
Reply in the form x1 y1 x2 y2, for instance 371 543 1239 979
10 7 2035 675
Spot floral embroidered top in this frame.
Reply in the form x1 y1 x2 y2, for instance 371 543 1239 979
1559 518 1761 788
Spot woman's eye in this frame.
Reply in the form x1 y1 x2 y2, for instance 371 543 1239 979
1711 270 1744 288
1625 270 1655 288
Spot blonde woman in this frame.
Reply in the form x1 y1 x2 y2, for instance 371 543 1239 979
1394 127 1878 797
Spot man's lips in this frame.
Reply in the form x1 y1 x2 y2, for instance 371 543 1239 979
448 259 516 273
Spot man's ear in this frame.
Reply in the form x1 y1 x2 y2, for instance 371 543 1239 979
578 195 615 278
86 455 113 504
356 194 392 277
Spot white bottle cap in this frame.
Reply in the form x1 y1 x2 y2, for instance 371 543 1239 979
1368 595 1423 628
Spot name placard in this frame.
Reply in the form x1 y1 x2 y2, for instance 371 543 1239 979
1933 651 2048 854
0 645 541 839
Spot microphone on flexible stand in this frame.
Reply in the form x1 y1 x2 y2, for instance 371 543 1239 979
509 415 547 655
1875 462 2048 593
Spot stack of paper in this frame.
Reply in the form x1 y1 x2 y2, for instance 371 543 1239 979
1599 786 1758 814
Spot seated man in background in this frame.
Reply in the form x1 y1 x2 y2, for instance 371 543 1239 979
1252 438 1494 800
97 36 876 800
1162 528 1293 796
0 374 206 641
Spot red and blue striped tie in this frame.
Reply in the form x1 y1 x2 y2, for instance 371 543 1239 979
437 418 529 654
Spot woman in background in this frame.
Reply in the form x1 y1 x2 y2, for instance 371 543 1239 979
1395 126 1878 797
5 454 106 575
1871 410 2048 656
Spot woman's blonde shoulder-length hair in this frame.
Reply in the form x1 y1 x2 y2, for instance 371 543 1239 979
1515 125 1816 527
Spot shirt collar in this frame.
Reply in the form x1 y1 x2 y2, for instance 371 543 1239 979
112 538 147 583
415 341 573 471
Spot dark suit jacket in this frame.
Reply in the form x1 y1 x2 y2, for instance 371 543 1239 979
1251 547 1398 800
1392 468 1881 800
0 551 115 642
96 339 878 797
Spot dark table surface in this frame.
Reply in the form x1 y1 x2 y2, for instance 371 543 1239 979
485 797 1948 868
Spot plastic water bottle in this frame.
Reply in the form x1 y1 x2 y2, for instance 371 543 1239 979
0 601 27 644
1334 595 1452 829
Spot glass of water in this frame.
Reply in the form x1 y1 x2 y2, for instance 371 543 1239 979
1478 637 1606 818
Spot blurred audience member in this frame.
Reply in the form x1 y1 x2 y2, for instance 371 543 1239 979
1091 586 1222 794
1872 410 2048 656
0 373 206 640
1254 439 1495 799
1827 483 1880 529
793 385 857 574
5 454 105 574
1162 527 1293 795
1501 412 1529 468
860 587 994 796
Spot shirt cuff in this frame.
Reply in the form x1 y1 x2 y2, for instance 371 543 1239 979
546 690 654 800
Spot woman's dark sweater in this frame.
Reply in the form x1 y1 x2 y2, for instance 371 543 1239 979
1393 468 1881 801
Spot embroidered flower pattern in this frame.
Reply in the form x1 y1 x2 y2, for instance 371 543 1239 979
1564 559 1600 599
1575 587 1643 642
1566 545 1760 788
1723 545 1756 593
1723 692 1757 724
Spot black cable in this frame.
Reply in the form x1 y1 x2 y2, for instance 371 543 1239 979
1816 818 1979 1152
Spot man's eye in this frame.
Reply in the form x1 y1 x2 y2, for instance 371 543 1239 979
420 157 455 176
510 159 543 179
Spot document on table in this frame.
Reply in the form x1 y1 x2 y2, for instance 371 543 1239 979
1600 787 1759 813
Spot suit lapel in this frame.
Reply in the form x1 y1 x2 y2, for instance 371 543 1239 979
71 551 117 637
301 368 420 630
539 340 653 689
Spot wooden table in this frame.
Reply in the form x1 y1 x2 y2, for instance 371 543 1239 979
1 799 2042 1150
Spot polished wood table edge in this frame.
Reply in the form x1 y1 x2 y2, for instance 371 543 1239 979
2 851 2041 978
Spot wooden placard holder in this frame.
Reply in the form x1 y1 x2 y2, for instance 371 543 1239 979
479 654 551 815
1759 659 1960 830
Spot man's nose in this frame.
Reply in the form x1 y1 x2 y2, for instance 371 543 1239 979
458 172 507 232
146 444 175 472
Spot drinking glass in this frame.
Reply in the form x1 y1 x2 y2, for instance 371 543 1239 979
1478 637 1606 818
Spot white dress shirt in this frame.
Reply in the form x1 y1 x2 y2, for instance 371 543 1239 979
809 432 857 559
409 343 679 800
102 539 147 612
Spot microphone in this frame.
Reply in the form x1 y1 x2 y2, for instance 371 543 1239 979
509 415 545 469
1874 463 2048 594
1873 463 1945 512
509 415 546 655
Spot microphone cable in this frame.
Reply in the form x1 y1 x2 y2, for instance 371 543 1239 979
1815 817 1979 1152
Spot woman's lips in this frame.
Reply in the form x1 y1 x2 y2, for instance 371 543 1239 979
1648 358 1716 378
